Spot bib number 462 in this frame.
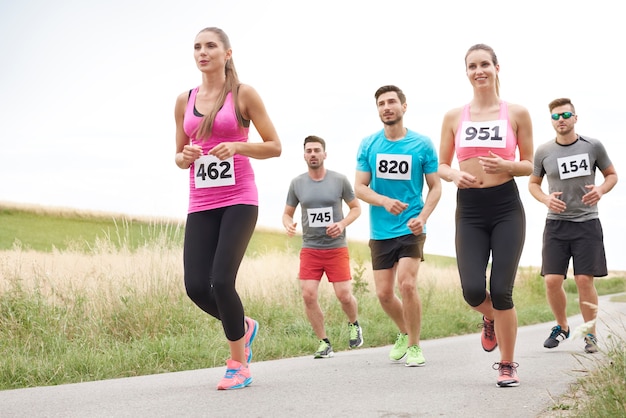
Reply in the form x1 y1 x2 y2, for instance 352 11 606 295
194 155 235 188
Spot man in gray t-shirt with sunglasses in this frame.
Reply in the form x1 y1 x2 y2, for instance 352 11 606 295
529 97 618 354
282 135 363 359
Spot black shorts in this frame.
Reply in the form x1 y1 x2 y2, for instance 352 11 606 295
369 233 426 270
541 218 608 277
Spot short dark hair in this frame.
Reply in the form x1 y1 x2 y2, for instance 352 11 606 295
374 85 406 104
303 135 326 150
548 98 575 113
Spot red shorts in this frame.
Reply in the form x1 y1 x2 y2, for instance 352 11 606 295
299 247 351 282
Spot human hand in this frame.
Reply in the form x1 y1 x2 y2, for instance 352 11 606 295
478 151 509 175
182 144 203 165
545 192 566 213
407 217 425 235
452 170 477 189
209 142 238 160
582 184 603 206
285 222 297 237
326 222 345 238
383 197 408 215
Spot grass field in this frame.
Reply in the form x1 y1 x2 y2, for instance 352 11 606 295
1 202 624 415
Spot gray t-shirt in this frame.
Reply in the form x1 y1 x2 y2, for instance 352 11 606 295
286 170 356 249
533 135 612 221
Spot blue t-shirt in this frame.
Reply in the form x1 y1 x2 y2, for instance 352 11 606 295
356 129 438 240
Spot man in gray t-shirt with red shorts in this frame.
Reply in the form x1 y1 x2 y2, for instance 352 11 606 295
529 98 618 354
283 135 363 359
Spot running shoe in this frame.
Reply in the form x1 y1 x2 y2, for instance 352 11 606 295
481 316 497 352
405 345 426 367
314 340 334 359
348 322 364 349
493 361 520 388
389 332 408 362
543 325 569 348
216 359 252 390
584 333 599 353
244 316 258 363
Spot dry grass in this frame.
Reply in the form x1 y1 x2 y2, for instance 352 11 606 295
1 244 462 314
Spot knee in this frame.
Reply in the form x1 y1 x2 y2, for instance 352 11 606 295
490 289 514 310
544 275 564 291
574 275 595 291
335 290 353 305
376 288 395 305
462 286 486 307
185 280 210 304
301 291 317 306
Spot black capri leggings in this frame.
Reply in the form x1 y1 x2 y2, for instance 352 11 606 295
455 180 525 311
183 204 258 341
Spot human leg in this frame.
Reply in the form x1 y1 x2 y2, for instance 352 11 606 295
396 257 421 347
300 279 326 340
212 205 258 367
574 274 598 334
544 274 569 330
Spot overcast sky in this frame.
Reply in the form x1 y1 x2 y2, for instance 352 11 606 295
1 0 625 270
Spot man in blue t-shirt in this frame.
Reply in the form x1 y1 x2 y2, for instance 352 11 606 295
355 85 441 367
283 135 363 359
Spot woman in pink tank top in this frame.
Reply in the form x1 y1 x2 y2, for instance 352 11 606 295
173 27 281 391
438 44 534 388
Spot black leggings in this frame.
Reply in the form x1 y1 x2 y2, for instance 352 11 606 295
455 180 525 311
183 204 258 341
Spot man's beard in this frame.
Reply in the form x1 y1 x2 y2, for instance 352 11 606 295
382 116 401 126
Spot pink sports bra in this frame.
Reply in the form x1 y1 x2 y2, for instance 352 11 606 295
454 101 518 163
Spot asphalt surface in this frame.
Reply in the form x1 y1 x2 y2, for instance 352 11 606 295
1 293 625 418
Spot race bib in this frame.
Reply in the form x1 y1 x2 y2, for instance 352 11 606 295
307 207 333 227
376 153 412 180
459 120 507 148
193 155 235 188
557 153 591 180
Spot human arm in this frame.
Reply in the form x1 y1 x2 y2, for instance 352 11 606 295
528 174 566 213
582 165 618 206
282 204 298 237
438 108 477 188
209 84 281 161
407 172 442 235
354 170 408 215
326 197 361 239
478 105 534 177
174 92 203 169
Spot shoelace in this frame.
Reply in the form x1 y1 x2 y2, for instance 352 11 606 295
349 324 358 340
492 362 519 377
482 319 495 340
223 367 238 378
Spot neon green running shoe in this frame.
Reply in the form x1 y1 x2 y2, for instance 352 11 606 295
389 332 408 362
405 345 426 367
313 340 334 359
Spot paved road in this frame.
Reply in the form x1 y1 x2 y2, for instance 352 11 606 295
1 294 625 418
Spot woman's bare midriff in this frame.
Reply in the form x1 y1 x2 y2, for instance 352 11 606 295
459 158 513 188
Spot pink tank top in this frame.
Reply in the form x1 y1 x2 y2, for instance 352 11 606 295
454 101 518 162
183 87 258 213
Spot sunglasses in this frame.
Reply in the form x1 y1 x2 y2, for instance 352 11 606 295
551 112 575 120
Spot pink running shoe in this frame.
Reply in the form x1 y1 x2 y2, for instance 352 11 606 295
216 359 252 390
244 316 258 364
481 317 497 352
493 361 520 387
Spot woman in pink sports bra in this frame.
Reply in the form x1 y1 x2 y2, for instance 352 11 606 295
438 44 533 388
174 27 281 391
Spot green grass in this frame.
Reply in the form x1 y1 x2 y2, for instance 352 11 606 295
1 205 625 416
